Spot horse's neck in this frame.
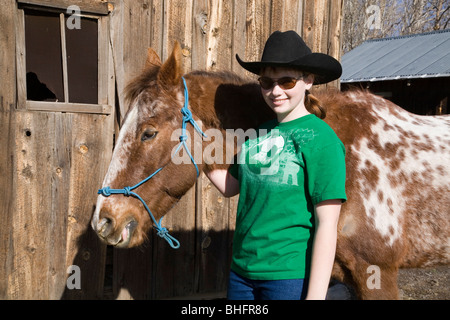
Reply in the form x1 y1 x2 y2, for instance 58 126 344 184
189 72 275 131
188 72 274 171
216 82 275 130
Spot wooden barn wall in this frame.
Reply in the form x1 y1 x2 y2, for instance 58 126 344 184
0 0 343 299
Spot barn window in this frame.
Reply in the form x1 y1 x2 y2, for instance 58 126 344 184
16 1 112 114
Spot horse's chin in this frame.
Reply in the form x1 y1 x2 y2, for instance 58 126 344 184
116 221 137 248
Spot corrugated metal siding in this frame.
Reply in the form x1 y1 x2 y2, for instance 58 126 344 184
342 29 450 82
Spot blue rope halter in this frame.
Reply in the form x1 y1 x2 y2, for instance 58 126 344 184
98 77 206 249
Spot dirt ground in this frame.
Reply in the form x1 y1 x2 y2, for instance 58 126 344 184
398 265 449 300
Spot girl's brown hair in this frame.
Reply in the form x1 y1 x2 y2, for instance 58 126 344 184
305 90 326 119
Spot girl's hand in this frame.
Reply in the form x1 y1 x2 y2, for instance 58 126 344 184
205 169 240 197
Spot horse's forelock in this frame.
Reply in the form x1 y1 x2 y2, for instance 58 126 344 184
124 65 160 105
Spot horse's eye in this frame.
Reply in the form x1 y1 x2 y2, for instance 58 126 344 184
141 129 157 142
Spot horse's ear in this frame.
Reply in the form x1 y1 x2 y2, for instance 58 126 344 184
145 47 162 68
158 41 182 90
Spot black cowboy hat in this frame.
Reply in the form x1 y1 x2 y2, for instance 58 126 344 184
236 30 342 85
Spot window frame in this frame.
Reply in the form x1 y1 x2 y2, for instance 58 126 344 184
16 1 113 115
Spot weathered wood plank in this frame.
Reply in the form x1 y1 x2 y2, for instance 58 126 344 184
150 0 164 57
26 101 113 114
109 0 126 121
302 0 316 49
47 113 71 299
165 0 193 74
315 0 331 54
243 0 271 78
193 1 235 295
327 0 343 89
0 0 17 299
151 0 197 299
62 112 114 299
15 8 26 110
192 0 208 70
204 0 233 71
270 0 301 33
112 243 154 299
98 16 110 105
328 0 343 59
231 0 247 74
10 112 49 299
151 190 197 299
197 176 233 294
122 0 153 80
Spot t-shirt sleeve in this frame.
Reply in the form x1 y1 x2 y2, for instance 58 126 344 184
304 141 347 206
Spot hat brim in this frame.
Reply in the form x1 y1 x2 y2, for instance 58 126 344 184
236 53 342 85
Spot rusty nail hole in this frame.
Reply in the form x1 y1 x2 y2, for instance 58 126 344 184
79 145 88 154
82 250 90 261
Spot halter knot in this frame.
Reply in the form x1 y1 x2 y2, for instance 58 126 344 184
123 186 132 197
181 107 193 122
155 226 180 249
179 134 188 142
99 186 111 196
156 227 169 238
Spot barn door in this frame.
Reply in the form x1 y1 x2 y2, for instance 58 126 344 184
0 1 114 299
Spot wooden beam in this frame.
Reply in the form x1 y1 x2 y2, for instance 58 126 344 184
59 13 69 103
26 101 113 114
17 0 109 15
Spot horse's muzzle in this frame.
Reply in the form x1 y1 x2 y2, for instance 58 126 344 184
94 216 137 248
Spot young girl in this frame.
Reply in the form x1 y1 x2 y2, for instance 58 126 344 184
206 30 346 300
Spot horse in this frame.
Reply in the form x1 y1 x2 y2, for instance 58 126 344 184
91 42 450 299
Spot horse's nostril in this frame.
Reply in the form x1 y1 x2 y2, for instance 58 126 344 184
98 217 114 238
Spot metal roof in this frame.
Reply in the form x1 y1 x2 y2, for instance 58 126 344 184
341 29 450 83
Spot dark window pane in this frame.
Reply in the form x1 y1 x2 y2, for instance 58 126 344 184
25 10 64 102
65 16 98 104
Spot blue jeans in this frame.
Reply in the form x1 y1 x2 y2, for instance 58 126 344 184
227 270 308 300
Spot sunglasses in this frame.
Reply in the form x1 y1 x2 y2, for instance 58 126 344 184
258 75 304 90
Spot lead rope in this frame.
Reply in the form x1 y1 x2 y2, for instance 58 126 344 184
98 77 207 249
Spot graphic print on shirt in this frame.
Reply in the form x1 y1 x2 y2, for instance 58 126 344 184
240 128 316 186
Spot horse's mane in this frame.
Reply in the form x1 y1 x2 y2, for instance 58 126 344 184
187 70 250 85
124 68 251 106
124 65 161 105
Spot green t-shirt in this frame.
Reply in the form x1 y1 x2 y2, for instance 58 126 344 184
229 114 347 280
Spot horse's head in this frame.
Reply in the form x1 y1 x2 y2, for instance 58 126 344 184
91 43 202 248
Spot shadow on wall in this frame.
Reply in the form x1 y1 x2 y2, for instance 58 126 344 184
60 227 234 300
61 226 355 300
